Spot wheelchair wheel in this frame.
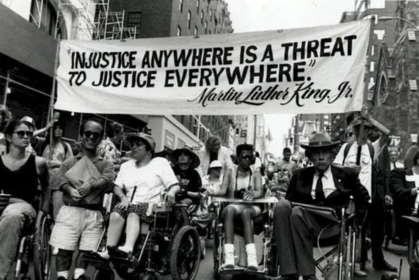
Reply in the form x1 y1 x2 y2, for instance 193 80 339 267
170 225 201 280
92 268 115 280
33 212 52 280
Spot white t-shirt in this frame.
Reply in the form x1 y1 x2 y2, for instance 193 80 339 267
334 141 380 201
114 157 179 204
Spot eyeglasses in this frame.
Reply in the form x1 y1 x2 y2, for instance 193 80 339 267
84 131 101 139
14 131 33 138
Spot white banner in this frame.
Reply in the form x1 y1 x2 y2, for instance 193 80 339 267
55 20 371 115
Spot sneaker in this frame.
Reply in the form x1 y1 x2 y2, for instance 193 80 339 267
245 243 258 270
354 263 367 277
223 244 235 268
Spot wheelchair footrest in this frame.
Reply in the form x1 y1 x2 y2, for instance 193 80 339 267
219 266 266 274
82 252 111 269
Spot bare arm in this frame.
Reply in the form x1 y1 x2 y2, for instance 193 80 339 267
36 157 51 214
364 115 390 147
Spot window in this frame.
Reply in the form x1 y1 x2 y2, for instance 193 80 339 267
179 0 183 12
209 30 211 34
177 26 182 37
127 12 142 30
209 9 212 20
196 0 199 13
205 21 208 34
194 26 198 35
370 61 375 72
187 11 191 29
201 10 204 24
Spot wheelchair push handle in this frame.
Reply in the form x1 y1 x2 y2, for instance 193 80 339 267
0 190 11 213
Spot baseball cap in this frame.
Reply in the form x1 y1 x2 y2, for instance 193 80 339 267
209 160 222 169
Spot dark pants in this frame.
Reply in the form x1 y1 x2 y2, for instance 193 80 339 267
361 200 386 265
273 200 340 277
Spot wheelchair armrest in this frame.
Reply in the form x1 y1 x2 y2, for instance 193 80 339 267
402 215 419 227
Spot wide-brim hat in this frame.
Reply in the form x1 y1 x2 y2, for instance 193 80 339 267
124 132 156 151
300 132 340 150
350 116 372 128
171 146 200 169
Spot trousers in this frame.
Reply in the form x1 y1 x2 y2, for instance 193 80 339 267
0 198 36 280
273 200 340 276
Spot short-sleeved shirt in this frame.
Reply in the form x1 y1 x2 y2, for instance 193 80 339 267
334 140 380 201
115 157 179 204
59 154 115 206
173 165 202 204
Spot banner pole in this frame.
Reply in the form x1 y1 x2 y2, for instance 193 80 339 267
48 40 61 161
356 17 375 165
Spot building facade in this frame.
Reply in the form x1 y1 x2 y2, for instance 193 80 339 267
374 0 419 154
331 0 399 142
0 0 148 144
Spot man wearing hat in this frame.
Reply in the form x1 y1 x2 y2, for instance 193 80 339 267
171 146 202 207
334 114 395 273
273 132 370 280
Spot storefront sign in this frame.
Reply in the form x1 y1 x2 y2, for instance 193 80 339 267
55 20 371 115
164 130 175 149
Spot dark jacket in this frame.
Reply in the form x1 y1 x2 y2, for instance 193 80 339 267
286 166 370 213
390 168 417 213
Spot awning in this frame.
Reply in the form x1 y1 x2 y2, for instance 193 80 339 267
0 3 57 77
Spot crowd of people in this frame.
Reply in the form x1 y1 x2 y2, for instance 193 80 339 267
1 104 419 280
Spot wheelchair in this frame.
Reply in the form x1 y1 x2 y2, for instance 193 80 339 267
212 197 278 280
0 193 53 280
84 192 202 280
401 215 419 280
286 200 358 280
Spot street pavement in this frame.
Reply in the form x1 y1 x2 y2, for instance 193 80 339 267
8 239 412 280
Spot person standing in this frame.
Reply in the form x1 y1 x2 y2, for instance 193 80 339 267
389 150 404 170
0 119 50 279
49 119 114 280
334 114 396 273
41 122 73 219
276 147 297 175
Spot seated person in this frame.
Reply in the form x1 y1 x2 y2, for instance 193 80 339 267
202 160 224 195
390 150 419 244
223 144 263 270
273 133 370 280
0 120 50 279
170 146 202 206
98 133 180 259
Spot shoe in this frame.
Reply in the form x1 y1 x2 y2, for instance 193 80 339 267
73 275 90 280
302 275 318 280
354 263 367 277
373 261 397 272
245 243 258 270
279 276 298 280
223 244 235 268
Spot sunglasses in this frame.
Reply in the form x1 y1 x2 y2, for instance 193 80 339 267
84 131 101 139
241 155 252 160
14 131 33 138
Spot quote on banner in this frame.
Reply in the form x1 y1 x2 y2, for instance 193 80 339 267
55 20 371 115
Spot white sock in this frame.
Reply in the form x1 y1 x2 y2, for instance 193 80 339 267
57 271 69 279
73 268 86 279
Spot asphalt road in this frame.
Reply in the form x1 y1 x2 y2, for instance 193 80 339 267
8 239 414 280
